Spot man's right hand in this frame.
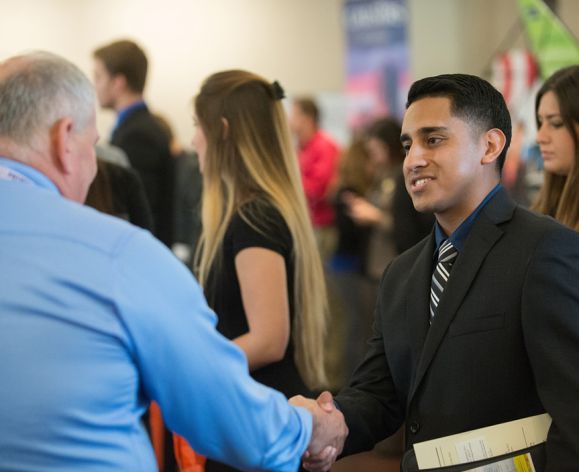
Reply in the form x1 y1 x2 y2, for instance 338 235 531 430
289 391 348 472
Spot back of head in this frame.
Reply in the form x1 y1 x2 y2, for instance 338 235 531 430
406 73 512 173
339 137 373 195
366 116 404 166
152 113 178 155
93 40 148 94
195 69 295 201
0 51 95 151
153 113 174 143
294 97 320 126
535 65 579 145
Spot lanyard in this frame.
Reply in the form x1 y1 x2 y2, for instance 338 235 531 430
0 164 33 184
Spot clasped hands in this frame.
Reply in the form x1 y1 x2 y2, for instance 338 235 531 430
289 391 348 472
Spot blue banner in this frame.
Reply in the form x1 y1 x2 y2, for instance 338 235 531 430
344 0 410 127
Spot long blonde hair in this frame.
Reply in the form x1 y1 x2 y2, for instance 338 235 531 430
194 70 327 388
532 65 579 232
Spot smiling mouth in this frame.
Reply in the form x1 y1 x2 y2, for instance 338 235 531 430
411 177 433 191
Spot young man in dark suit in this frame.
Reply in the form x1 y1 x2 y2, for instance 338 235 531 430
297 74 579 471
92 40 174 247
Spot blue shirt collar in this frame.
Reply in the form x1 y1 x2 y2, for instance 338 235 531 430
434 183 502 255
0 157 60 194
113 100 147 132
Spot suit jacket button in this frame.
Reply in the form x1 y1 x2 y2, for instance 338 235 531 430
409 422 420 434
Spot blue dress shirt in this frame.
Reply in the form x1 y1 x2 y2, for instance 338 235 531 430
433 184 502 258
0 157 311 471
111 100 147 137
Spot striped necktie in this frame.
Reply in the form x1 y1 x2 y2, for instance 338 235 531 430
430 239 458 321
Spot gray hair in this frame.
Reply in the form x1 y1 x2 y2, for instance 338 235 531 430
0 51 96 147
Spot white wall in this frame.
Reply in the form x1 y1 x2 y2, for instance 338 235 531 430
0 0 345 146
1 0 577 145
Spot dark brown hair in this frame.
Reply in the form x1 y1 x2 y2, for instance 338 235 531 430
293 97 319 126
407 73 512 173
532 65 579 231
93 40 148 94
367 116 405 166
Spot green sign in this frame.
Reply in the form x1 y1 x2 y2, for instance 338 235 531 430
518 0 579 79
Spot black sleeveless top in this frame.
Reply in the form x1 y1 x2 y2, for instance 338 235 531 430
205 200 311 398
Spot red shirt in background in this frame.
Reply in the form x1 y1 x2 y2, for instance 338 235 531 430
298 130 340 228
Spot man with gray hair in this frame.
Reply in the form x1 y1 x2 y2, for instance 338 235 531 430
0 51 346 471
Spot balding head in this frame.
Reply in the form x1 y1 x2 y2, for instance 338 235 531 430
0 52 98 203
0 51 96 152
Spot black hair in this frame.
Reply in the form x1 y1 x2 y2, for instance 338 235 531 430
407 74 511 173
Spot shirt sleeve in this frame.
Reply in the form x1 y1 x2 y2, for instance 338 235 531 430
229 205 292 258
112 230 311 471
334 263 405 455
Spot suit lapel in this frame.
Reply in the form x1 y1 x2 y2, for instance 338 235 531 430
111 104 148 144
408 189 516 403
405 235 434 374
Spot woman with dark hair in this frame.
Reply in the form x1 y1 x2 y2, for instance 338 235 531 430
337 116 433 456
343 117 433 282
533 65 579 231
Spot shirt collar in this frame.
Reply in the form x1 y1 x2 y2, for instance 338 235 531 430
434 183 502 255
114 100 147 131
0 157 60 194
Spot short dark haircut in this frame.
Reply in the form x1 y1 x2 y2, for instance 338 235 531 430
93 40 148 94
406 74 512 173
294 97 320 126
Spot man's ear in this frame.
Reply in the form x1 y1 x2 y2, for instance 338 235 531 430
112 73 127 94
52 117 75 175
481 128 506 166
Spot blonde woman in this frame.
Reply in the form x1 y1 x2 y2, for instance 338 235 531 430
533 65 579 231
187 69 328 472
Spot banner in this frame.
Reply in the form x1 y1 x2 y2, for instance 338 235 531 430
344 0 410 128
517 0 579 79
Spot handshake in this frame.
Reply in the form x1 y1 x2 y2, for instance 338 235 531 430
289 392 349 472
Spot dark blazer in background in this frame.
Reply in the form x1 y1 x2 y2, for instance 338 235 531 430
336 189 579 471
85 158 153 231
392 170 434 254
173 151 202 264
111 104 175 246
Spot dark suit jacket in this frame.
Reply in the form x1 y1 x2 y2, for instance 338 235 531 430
392 171 434 254
336 189 579 471
111 104 174 246
85 159 153 231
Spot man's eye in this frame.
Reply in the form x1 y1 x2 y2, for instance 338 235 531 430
402 143 411 153
427 137 442 145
